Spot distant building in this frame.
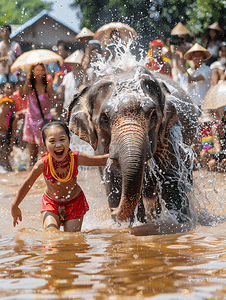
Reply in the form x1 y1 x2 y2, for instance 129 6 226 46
10 10 79 53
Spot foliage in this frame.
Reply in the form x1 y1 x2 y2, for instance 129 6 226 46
71 0 226 48
70 0 111 31
0 0 52 27
180 0 226 32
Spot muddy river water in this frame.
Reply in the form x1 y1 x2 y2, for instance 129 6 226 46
1 136 226 299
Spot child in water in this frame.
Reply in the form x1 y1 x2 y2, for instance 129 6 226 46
11 120 115 232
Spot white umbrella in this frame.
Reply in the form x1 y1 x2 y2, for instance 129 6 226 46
11 49 63 73
93 22 137 47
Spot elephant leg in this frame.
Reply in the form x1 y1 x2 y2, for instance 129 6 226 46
136 197 146 223
142 194 161 222
161 169 191 223
142 164 161 222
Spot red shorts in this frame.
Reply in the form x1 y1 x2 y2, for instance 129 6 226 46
41 190 89 222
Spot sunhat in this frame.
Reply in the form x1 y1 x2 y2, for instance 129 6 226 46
184 43 212 61
207 22 223 32
64 50 84 64
171 22 190 35
75 27 94 41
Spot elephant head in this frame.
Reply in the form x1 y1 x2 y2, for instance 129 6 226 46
68 66 197 222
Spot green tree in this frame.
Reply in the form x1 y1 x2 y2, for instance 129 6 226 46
71 0 226 48
180 0 226 32
71 0 189 47
0 0 52 27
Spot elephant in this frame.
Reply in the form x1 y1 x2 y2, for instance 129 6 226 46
68 66 198 223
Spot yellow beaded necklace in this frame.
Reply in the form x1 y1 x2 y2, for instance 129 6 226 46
48 152 74 183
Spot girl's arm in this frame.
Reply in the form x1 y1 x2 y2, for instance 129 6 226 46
20 73 32 97
211 69 221 87
220 71 226 81
11 160 44 227
0 56 8 62
188 73 205 83
78 153 117 167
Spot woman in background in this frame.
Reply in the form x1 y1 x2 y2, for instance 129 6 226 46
21 63 56 166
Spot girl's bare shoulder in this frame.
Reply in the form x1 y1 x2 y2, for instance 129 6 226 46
31 159 45 174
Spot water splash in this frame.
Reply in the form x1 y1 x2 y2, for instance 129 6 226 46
145 121 226 227
92 38 146 77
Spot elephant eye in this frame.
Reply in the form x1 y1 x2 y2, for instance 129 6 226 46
142 80 160 95
100 113 109 129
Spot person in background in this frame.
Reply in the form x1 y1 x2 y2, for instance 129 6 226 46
170 22 193 54
61 50 85 113
184 43 212 112
0 82 16 171
198 107 226 171
11 72 27 116
210 42 226 87
2 81 15 99
20 63 56 166
82 40 103 84
48 43 72 77
11 73 27 149
203 22 222 66
0 82 4 98
57 43 72 74
51 70 65 120
0 25 21 84
52 70 65 91
145 40 171 78
166 23 193 84
167 35 188 83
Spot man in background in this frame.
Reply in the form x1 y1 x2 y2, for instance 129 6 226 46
0 25 21 84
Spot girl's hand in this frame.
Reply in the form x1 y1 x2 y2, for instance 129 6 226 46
26 72 31 84
11 205 22 227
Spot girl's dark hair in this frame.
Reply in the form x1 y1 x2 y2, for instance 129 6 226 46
42 120 71 145
30 63 47 91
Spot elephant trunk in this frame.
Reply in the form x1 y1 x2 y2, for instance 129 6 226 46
110 121 148 221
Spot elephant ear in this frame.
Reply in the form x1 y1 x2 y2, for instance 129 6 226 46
159 93 178 143
67 85 89 123
68 86 98 150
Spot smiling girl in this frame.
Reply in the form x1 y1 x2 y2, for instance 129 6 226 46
11 120 114 232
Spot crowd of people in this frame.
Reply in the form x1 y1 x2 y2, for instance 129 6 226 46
0 21 226 174
145 22 226 172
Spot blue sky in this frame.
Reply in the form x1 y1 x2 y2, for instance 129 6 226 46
42 0 81 33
